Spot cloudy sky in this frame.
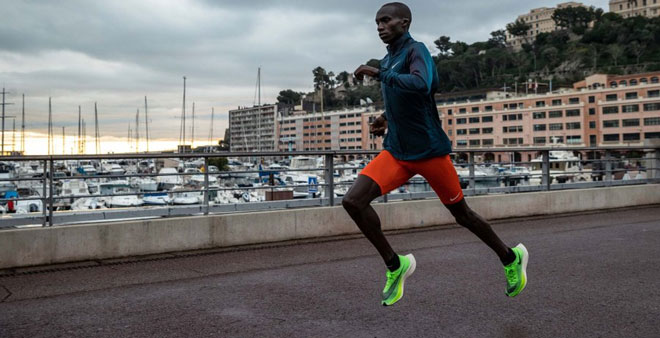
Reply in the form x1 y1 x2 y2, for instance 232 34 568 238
0 0 606 154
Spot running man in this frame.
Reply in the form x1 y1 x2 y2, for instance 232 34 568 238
343 2 529 306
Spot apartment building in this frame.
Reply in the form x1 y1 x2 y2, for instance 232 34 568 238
437 72 660 161
610 0 660 18
277 108 383 152
506 2 587 50
228 104 278 152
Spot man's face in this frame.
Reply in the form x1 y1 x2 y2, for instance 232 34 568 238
375 6 408 45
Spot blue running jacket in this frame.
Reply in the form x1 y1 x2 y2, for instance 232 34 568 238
378 32 452 160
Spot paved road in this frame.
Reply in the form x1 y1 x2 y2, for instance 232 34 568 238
0 206 659 338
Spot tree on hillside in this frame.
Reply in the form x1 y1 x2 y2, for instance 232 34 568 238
488 30 507 48
277 89 303 105
335 71 351 87
552 6 600 35
608 44 624 66
434 35 452 57
506 19 531 45
312 67 336 90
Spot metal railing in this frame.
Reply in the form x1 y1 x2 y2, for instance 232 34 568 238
0 145 658 229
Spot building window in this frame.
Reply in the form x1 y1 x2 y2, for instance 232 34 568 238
603 120 620 128
469 140 481 146
606 94 618 101
459 108 467 114
504 126 523 133
456 140 468 147
482 139 493 146
630 79 638 86
568 97 580 104
566 109 580 117
471 107 479 113
448 120 453 125
448 129 453 136
469 128 480 135
651 77 659 84
644 117 660 126
485 106 493 112
549 110 562 118
447 109 453 115
456 118 467 124
482 116 493 123
533 124 546 131
482 127 493 134
566 135 582 144
646 132 660 139
532 112 546 119
622 104 639 113
589 108 596 115
644 103 660 111
533 137 546 144
588 96 595 103
620 80 627 86
640 78 648 85
625 92 638 100
648 90 660 98
469 117 480 123
623 133 640 141
610 81 618 88
551 99 562 106
566 122 581 130
604 134 620 142
603 106 619 114
622 119 640 127
503 138 524 145
549 123 563 130
536 101 546 107
589 121 596 129
457 129 467 135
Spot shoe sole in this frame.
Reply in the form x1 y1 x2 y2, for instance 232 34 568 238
510 244 528 297
383 254 416 306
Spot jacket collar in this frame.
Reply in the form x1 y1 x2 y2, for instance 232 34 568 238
386 32 412 55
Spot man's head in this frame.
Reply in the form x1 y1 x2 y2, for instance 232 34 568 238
375 2 411 45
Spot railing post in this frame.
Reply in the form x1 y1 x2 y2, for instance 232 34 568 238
203 156 209 215
42 159 47 227
647 148 660 181
468 151 475 192
541 150 550 190
324 153 334 206
605 150 613 182
48 159 54 227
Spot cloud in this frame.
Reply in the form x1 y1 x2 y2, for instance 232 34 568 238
0 0 607 154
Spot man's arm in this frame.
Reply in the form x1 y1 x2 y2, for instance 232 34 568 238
379 43 434 94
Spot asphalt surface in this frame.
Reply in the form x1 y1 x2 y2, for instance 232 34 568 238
0 205 659 338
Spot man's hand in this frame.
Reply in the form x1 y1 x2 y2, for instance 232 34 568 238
370 115 387 137
354 65 379 81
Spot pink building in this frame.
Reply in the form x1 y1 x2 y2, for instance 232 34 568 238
438 72 660 161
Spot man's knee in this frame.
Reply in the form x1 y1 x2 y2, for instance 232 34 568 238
342 194 364 213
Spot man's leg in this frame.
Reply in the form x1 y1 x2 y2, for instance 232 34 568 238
342 175 399 267
445 199 513 264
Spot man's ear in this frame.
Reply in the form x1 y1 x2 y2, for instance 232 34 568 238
401 18 411 31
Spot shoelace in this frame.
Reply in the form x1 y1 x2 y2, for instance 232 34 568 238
505 266 518 285
384 270 397 290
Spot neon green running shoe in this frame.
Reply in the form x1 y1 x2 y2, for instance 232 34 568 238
381 254 416 306
504 243 529 297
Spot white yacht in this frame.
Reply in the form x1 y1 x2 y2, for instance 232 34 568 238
157 167 182 190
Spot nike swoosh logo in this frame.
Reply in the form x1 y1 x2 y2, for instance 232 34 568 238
390 61 400 69
449 192 462 202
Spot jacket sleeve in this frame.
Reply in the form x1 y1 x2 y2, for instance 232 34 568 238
379 43 434 95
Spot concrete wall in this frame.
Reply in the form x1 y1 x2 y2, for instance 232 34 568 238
1 184 659 269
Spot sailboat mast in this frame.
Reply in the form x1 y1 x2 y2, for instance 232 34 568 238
208 107 214 147
21 94 25 153
144 96 149 153
135 108 140 153
48 97 52 155
94 102 100 154
62 127 65 155
77 105 82 154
